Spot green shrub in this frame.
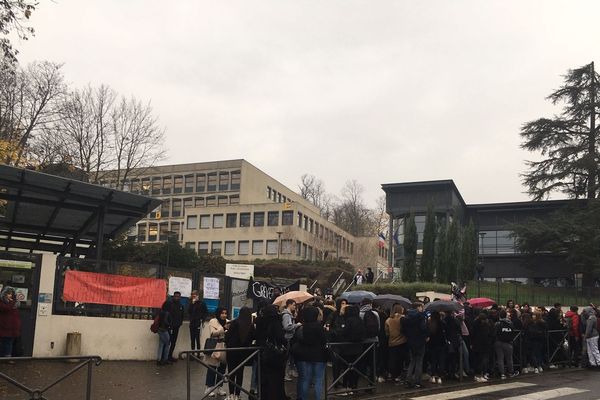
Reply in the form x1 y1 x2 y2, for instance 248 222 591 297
354 282 451 299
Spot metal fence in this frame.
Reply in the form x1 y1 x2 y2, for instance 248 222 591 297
180 347 260 400
0 355 102 400
325 341 377 399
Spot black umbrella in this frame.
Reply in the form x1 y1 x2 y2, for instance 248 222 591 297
338 290 376 304
424 300 464 313
373 294 412 310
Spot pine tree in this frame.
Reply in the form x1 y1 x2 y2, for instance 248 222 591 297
420 204 436 281
521 62 600 200
434 220 448 283
446 216 461 284
402 213 418 282
459 219 477 282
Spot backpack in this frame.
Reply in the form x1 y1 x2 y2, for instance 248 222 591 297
150 315 160 334
363 310 379 338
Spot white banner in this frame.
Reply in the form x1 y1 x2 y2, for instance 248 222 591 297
168 276 192 297
203 277 220 300
225 264 254 280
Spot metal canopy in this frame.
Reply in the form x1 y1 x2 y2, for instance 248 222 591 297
0 164 161 257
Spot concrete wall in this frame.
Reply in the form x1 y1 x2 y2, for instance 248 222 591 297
32 253 208 360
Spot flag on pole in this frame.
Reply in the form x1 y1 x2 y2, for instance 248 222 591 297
378 233 386 248
393 226 400 246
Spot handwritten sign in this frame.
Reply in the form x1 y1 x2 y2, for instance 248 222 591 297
63 271 167 308
203 277 220 300
247 279 300 302
225 264 254 280
168 276 192 297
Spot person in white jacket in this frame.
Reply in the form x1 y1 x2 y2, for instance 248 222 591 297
583 307 600 367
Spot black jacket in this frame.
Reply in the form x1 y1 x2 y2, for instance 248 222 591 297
471 318 494 352
292 321 328 362
168 299 185 327
404 310 428 348
188 300 208 327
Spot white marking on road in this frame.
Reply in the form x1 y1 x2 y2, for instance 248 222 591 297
409 382 537 400
498 387 589 400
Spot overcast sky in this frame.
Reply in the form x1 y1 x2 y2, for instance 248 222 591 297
15 1 600 207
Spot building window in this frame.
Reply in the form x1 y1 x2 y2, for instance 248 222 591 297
302 243 307 258
218 195 228 206
253 212 264 227
304 216 309 231
213 214 224 228
296 240 302 256
211 241 222 256
150 205 160 219
207 172 217 192
267 186 272 200
219 171 229 191
141 177 151 195
240 213 251 227
152 177 161 195
163 176 172 194
272 190 278 203
195 197 204 208
226 213 237 228
185 242 195 250
229 195 240 204
315 223 319 237
224 241 235 256
172 222 181 238
277 193 282 203
231 170 241 190
159 223 169 241
196 174 206 192
173 175 183 194
148 223 158 241
297 212 303 227
198 242 209 255
281 239 292 254
308 246 313 260
200 215 210 229
160 199 170 218
282 210 293 225
238 241 249 255
137 224 147 242
266 240 278 255
186 215 198 229
130 179 140 194
309 219 314 233
185 174 194 193
206 196 216 206
267 211 279 226
172 198 182 217
252 240 263 255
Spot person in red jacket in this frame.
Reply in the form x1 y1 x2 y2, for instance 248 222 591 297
564 305 581 367
0 287 21 357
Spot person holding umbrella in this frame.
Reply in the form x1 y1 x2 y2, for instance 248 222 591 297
403 302 429 389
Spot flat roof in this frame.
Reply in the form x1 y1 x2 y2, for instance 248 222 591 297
381 179 467 207
0 165 161 256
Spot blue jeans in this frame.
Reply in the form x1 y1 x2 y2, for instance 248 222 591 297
0 337 14 357
157 331 170 362
296 361 325 400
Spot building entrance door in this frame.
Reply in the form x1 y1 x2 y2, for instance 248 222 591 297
0 252 42 356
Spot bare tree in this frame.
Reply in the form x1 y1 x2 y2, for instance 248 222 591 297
370 195 389 236
332 180 374 236
1 1 36 63
111 96 166 189
0 60 65 165
298 174 335 219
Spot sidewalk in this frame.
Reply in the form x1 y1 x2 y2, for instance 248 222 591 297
0 359 584 400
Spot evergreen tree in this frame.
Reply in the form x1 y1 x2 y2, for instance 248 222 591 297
459 219 477 282
434 220 448 283
420 204 436 281
446 216 461 283
521 62 600 200
402 213 418 282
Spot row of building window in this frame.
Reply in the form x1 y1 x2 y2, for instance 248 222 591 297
266 186 291 204
149 195 240 219
135 222 182 242
186 210 295 229
184 239 322 259
296 211 353 254
102 170 242 196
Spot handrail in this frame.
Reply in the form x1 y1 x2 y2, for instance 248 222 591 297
342 272 358 294
331 272 344 289
0 355 102 400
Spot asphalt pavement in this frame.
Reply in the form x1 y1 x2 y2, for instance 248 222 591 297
0 359 596 400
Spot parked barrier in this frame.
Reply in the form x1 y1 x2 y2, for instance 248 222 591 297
324 341 377 399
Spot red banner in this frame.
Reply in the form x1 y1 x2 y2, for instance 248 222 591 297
63 271 167 308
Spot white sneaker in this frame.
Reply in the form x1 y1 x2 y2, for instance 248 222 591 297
483 373 490 380
436 377 442 384
549 364 558 369
284 374 293 382
534 367 539 374
429 376 436 383
290 369 299 378
217 387 227 396
204 387 216 398
378 376 386 383
538 367 543 372
501 374 507 380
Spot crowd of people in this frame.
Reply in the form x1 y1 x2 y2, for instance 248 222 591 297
154 289 600 400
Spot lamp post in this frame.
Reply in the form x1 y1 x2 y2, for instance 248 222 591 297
276 231 283 259
477 231 487 297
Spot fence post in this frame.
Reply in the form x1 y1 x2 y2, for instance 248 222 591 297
514 281 518 304
496 280 500 304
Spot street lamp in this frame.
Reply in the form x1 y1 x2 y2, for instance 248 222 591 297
276 231 283 259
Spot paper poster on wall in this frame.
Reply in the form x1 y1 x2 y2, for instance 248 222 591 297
203 277 220 300
230 278 254 316
168 276 192 297
232 306 241 319
205 298 219 313
225 264 254 280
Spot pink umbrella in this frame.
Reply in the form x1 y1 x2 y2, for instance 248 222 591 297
467 297 496 308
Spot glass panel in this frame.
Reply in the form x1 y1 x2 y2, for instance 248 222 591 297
183 198 193 209
196 174 206 192
211 241 222 256
282 210 293 225
172 199 182 217
163 176 172 194
218 195 228 206
200 215 210 229
173 175 183 193
229 195 240 204
238 241 249 255
252 240 263 255
152 177 161 195
206 196 216 206
194 197 204 208
240 213 251 227
281 239 292 254
219 171 229 191
137 224 147 241
253 212 264 227
226 213 237 228
266 240 278 255
148 223 158 241
185 174 194 193
186 215 198 229
224 241 235 256
198 242 209 255
213 214 224 228
231 170 241 190
207 172 217 192
267 211 279 226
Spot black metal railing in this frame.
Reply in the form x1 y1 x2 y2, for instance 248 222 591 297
0 355 102 400
324 341 377 399
180 347 260 400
